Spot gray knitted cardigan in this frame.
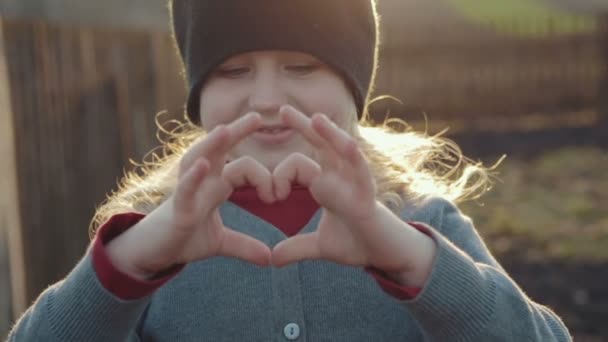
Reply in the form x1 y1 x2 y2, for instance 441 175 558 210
7 196 571 341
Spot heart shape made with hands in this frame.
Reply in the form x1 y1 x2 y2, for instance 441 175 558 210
218 104 376 216
217 106 385 270
176 105 395 270
163 104 431 284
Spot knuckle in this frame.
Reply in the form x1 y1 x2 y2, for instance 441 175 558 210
225 156 254 170
282 152 303 164
239 156 257 166
291 152 308 162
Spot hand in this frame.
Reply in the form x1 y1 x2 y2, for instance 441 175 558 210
106 113 275 279
271 106 436 285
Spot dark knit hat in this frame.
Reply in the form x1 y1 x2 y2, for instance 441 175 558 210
170 0 379 124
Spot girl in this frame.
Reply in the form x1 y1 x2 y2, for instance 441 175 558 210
8 0 571 341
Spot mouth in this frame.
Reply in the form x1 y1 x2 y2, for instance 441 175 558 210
257 125 290 134
253 125 295 144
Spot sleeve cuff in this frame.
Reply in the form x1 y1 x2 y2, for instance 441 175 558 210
364 222 435 300
92 212 185 300
365 266 422 300
401 222 497 340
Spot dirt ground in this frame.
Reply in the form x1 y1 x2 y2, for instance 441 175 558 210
456 143 608 341
502 257 607 341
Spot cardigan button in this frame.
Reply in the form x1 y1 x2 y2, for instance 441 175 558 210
283 323 300 340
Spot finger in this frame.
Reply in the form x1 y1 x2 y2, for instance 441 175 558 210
311 113 361 165
174 158 211 218
310 117 375 197
280 106 338 169
182 112 262 172
223 156 275 203
218 228 272 266
179 127 229 177
271 233 321 267
193 175 233 216
209 112 263 162
279 105 325 148
273 153 321 201
347 142 376 195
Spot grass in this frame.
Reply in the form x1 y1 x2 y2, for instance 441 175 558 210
460 146 608 263
445 0 596 36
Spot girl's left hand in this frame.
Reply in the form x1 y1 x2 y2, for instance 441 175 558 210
271 106 436 286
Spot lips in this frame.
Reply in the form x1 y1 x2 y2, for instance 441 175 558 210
253 125 295 144
257 126 290 134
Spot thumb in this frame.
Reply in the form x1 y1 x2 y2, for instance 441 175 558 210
271 233 321 267
218 228 272 267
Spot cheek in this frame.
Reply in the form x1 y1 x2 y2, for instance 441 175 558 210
310 89 357 130
198 88 240 129
318 77 356 119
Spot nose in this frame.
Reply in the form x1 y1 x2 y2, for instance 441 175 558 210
248 71 287 116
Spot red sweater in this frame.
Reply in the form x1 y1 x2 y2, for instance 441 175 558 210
93 186 427 301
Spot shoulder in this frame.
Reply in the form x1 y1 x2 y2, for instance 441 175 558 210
399 195 496 264
399 195 476 240
399 196 465 228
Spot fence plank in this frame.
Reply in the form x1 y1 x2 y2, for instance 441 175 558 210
599 13 608 124
375 22 603 130
0 20 26 329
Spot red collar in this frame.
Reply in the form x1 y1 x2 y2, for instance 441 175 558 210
228 185 320 237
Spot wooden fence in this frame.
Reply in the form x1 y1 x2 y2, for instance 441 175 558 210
0 14 606 335
0 18 185 331
373 17 606 133
1 18 19 336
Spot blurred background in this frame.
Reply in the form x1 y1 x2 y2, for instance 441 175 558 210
0 0 607 340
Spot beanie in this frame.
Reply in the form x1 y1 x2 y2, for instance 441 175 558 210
170 0 379 124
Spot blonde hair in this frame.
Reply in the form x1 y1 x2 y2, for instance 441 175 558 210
89 102 499 237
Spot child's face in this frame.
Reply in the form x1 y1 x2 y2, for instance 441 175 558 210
199 50 358 171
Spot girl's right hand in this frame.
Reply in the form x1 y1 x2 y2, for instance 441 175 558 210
106 113 274 280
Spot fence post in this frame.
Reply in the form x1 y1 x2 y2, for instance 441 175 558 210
600 13 608 126
0 19 27 329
